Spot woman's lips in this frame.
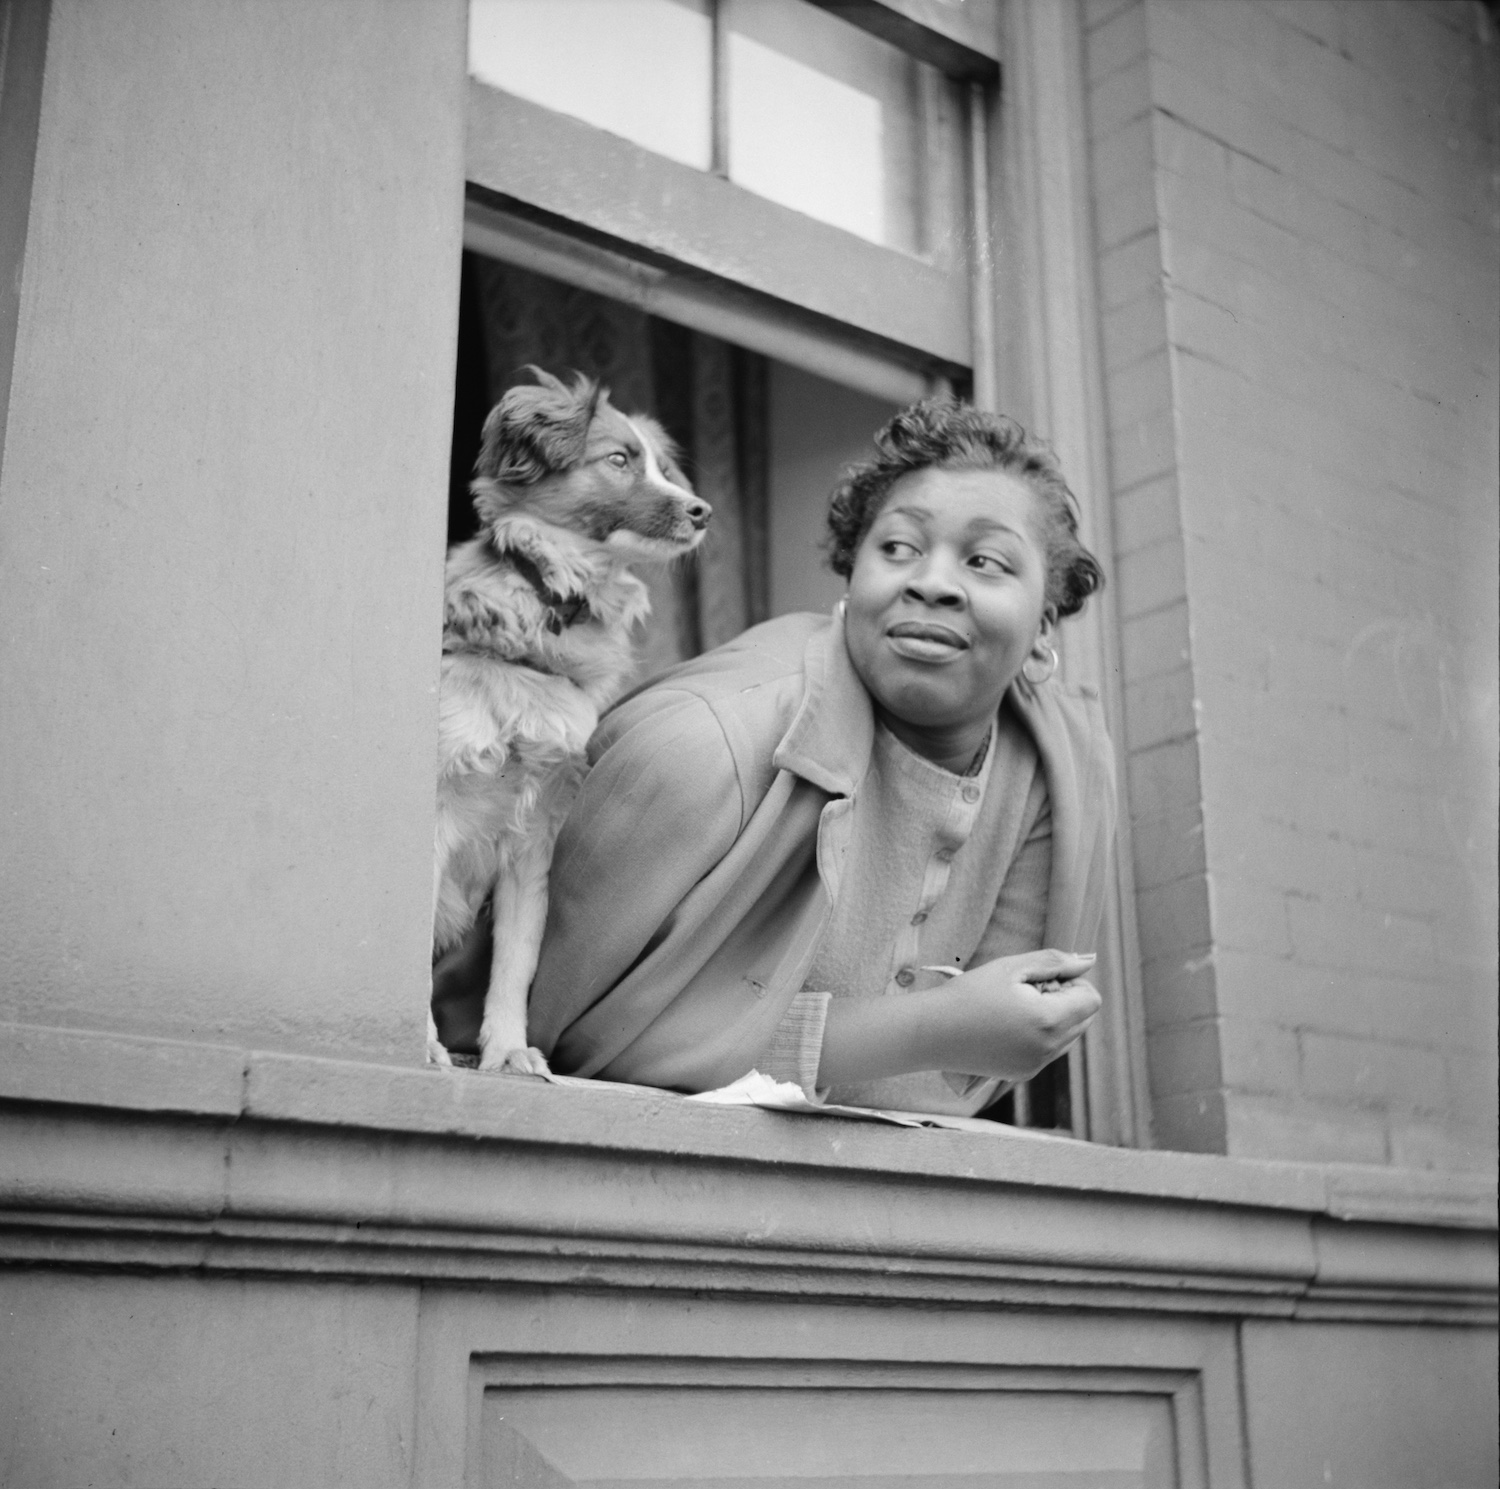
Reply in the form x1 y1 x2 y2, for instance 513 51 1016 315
886 620 970 662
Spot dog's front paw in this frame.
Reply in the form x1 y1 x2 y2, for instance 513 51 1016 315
478 1044 552 1077
426 1013 454 1068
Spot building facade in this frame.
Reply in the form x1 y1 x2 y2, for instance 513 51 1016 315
0 1 1494 1484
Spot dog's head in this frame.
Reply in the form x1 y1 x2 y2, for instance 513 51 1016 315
471 368 710 557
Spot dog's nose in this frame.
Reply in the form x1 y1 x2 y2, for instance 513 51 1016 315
686 498 711 530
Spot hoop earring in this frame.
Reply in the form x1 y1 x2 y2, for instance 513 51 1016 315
1022 643 1058 686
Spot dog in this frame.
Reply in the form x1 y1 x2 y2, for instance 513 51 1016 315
430 368 710 1072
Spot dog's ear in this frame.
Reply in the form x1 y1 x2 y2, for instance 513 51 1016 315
521 366 569 397
474 369 603 489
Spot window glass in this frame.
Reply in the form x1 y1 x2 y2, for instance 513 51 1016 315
468 0 966 263
724 0 963 255
468 0 713 171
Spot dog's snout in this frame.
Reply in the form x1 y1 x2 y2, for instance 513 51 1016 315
686 497 712 530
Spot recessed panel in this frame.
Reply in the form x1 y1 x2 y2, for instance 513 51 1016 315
480 1385 1177 1486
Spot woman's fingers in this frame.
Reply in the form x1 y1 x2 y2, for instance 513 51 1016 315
1013 947 1097 984
1014 979 1100 1073
883 957 1107 1081
1038 977 1101 1035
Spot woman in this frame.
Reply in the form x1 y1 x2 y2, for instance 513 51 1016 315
523 398 1114 1114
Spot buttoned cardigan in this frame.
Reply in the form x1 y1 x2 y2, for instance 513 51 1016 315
528 610 1117 1094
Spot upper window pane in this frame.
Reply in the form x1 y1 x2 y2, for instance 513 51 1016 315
467 0 967 263
468 0 713 171
724 0 961 255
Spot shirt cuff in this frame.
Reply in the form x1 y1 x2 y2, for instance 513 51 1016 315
761 989 831 1098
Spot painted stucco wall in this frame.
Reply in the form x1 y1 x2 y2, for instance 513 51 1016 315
0 0 467 1059
5 1268 1493 1489
1 1041 1493 1489
1085 0 1499 1167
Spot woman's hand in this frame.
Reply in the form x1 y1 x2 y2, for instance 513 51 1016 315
932 949 1101 1080
816 948 1100 1088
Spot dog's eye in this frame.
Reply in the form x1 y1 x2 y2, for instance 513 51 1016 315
607 451 630 469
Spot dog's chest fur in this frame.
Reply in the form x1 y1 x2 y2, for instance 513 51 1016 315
431 523 651 952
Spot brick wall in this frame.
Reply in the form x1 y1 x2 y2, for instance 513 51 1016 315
1083 0 1498 1167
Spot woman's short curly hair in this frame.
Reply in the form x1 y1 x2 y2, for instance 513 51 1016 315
826 398 1104 619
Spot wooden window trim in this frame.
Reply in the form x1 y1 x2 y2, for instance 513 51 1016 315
998 0 1152 1147
459 3 1152 1148
809 0 1003 82
461 195 941 405
465 80 971 369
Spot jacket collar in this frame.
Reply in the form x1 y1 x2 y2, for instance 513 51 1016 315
770 606 1097 803
771 607 876 797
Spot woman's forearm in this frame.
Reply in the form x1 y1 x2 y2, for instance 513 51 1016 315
814 950 1101 1089
816 985 960 1087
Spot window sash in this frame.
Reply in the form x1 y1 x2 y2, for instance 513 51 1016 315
462 195 943 405
465 80 972 369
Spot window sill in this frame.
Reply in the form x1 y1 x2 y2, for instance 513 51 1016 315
1 1022 1493 1326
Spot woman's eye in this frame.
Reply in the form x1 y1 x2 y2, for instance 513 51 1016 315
968 553 1011 575
880 539 919 559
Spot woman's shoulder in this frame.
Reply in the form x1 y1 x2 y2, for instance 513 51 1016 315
1048 677 1110 735
592 612 830 771
610 613 826 723
1007 677 1116 805
652 612 828 695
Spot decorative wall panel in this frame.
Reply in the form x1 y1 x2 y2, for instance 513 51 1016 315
473 1359 1185 1488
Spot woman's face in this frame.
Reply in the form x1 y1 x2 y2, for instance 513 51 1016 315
843 466 1052 742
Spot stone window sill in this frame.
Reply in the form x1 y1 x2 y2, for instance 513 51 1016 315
1 1021 1493 1326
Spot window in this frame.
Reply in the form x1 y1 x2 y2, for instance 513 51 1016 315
455 0 1093 1135
468 0 969 256
469 0 716 171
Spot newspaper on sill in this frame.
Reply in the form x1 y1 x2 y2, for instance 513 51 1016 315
683 1069 1023 1134
530 1068 1076 1138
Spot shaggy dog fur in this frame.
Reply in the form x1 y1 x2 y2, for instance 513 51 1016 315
431 369 709 1071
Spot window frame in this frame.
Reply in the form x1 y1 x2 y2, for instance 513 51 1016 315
459 0 1150 1146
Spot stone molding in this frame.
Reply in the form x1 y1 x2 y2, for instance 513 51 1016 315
1 1023 1493 1327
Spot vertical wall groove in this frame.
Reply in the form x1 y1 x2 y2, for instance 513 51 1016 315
0 0 51 489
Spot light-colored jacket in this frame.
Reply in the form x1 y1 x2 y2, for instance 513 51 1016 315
530 610 1117 1092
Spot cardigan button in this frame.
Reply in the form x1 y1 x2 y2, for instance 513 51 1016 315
911 911 927 925
895 967 915 987
961 783 981 803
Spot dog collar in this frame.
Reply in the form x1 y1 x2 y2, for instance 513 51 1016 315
495 544 593 635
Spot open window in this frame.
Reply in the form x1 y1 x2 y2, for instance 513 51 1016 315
452 0 1090 1135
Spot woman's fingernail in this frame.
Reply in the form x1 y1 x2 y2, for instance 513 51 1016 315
1080 952 1097 961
